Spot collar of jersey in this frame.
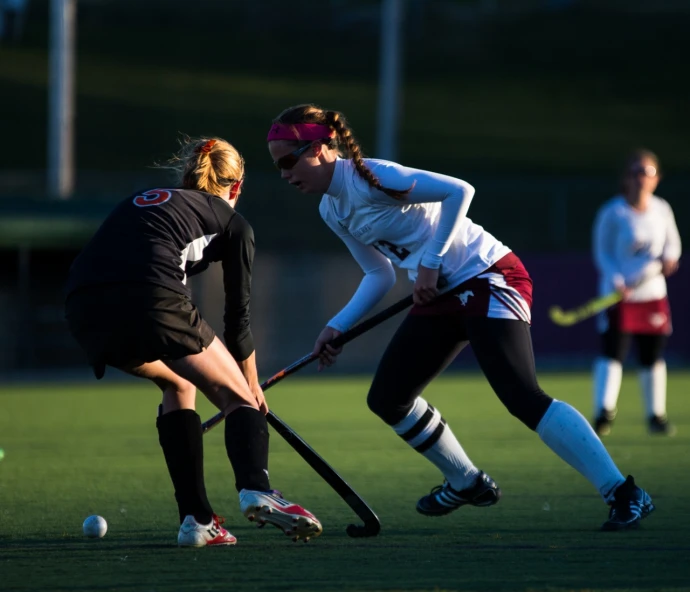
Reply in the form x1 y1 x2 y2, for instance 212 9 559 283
325 157 346 198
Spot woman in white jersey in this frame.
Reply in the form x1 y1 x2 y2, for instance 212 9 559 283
592 149 681 437
267 104 655 531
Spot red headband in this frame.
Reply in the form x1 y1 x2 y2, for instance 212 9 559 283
196 139 216 154
267 123 334 142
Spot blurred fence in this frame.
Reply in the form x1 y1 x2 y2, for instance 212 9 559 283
0 234 687 380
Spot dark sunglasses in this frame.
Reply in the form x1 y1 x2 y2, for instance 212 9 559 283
273 142 313 171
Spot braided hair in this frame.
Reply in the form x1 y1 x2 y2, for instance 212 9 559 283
273 104 413 199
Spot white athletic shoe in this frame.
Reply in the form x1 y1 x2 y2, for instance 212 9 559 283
239 489 323 542
177 514 237 547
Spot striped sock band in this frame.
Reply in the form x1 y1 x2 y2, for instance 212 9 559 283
394 398 447 452
392 397 479 490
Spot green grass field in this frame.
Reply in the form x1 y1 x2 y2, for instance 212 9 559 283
1 373 689 592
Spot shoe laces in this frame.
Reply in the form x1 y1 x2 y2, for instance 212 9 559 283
213 514 226 527
429 481 451 496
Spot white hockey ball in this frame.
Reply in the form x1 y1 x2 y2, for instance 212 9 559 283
83 515 108 538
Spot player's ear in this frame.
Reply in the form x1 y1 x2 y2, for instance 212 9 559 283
312 142 324 158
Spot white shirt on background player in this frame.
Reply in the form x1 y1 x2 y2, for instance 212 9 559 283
593 195 682 302
320 157 510 331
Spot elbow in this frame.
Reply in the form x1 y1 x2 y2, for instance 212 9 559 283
383 264 397 291
366 261 397 293
461 181 475 202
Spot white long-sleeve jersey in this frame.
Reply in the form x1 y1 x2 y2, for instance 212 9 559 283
320 157 511 331
592 194 682 302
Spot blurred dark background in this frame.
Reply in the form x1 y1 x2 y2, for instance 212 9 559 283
0 0 688 376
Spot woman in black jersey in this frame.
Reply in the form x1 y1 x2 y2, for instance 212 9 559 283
65 137 322 546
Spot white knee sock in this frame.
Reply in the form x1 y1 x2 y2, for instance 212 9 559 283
639 360 667 418
537 400 625 501
593 357 622 416
392 397 479 490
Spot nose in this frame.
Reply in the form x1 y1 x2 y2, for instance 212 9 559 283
280 168 292 180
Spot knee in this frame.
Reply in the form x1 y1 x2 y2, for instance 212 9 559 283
500 388 554 431
159 377 197 400
177 380 198 400
157 378 196 414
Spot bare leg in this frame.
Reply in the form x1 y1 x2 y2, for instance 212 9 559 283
163 337 264 415
123 360 197 413
120 337 261 415
118 361 214 526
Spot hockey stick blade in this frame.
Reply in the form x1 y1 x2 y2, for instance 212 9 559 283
548 263 663 327
549 292 622 327
267 412 381 537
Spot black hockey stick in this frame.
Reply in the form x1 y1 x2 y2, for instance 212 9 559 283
265 411 381 538
202 294 413 537
201 294 413 433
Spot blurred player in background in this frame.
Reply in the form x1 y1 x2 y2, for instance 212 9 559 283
267 104 655 531
592 149 682 436
65 137 322 546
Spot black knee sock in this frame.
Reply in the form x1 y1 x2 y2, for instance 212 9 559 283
156 409 214 525
225 406 271 493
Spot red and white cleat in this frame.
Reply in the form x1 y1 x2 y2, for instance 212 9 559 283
240 489 323 542
177 514 237 547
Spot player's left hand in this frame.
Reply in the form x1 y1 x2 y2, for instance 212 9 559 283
414 265 440 305
250 381 268 414
313 326 343 371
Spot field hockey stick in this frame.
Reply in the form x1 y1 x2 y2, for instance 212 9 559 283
161 406 380 537
263 411 381 538
201 293 413 433
201 294 413 537
548 292 622 327
548 263 664 327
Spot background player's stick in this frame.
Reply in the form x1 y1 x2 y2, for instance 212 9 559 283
548 291 622 326
548 262 664 327
201 293 414 433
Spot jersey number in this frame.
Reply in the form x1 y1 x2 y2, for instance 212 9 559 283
373 240 411 262
133 189 172 207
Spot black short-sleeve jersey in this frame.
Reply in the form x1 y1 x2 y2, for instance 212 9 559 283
66 188 255 360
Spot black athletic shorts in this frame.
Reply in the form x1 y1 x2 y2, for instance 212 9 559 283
65 282 215 378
